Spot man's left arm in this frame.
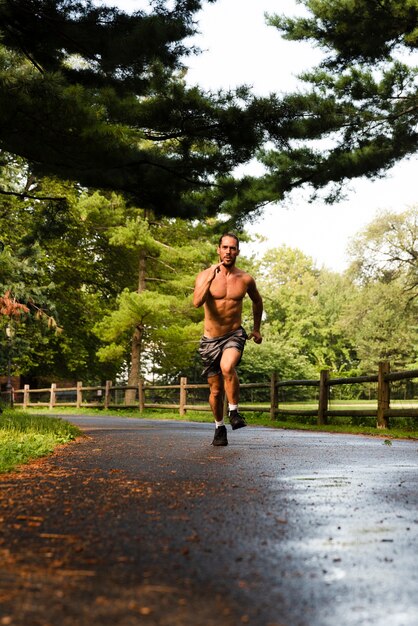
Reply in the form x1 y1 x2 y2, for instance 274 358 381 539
247 279 263 344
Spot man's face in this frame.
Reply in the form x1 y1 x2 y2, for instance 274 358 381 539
217 236 239 266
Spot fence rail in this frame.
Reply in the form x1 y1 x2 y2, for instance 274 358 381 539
2 361 418 429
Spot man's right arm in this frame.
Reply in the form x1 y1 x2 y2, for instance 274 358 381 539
193 263 222 308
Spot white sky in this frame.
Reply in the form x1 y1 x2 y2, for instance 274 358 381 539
106 0 418 271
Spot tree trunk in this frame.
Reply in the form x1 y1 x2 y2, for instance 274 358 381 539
125 324 144 404
125 251 146 405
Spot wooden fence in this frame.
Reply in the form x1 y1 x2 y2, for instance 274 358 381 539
2 361 418 429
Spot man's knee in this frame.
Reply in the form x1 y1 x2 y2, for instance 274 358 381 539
221 364 238 379
220 348 241 377
208 375 223 396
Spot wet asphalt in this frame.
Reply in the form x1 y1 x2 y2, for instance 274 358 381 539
1 416 418 626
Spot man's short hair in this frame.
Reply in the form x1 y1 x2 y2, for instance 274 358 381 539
218 233 239 249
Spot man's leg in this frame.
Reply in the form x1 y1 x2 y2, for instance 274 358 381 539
207 373 224 421
207 374 228 446
220 348 247 430
220 348 241 405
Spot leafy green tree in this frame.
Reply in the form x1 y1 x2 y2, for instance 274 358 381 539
341 206 418 372
254 246 357 376
37 189 215 386
338 280 418 372
347 206 418 294
93 214 205 394
0 157 137 384
0 168 65 382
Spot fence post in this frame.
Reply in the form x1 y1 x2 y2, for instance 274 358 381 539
76 381 83 408
8 386 14 409
104 380 112 409
377 361 390 429
318 370 329 425
49 383 56 410
138 379 145 412
270 372 278 420
179 377 187 416
23 384 30 410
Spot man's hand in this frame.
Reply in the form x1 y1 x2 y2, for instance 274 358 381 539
193 261 224 308
248 330 262 344
207 261 224 278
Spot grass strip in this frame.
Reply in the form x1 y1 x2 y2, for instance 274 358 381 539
0 410 82 473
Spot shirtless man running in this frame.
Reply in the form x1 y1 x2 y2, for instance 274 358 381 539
193 233 263 446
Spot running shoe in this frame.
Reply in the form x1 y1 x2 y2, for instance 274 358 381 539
212 425 228 446
228 410 247 430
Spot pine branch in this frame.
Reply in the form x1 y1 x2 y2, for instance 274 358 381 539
0 188 66 202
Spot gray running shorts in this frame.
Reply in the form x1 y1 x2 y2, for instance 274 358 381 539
198 326 248 378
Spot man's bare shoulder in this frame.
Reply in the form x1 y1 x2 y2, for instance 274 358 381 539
234 267 262 301
233 266 256 283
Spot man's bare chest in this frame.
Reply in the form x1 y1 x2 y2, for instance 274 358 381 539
209 275 248 301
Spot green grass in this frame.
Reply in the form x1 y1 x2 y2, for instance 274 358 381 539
0 410 82 473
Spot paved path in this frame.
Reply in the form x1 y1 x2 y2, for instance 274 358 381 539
1 416 418 626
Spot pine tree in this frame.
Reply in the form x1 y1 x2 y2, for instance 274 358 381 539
0 0 269 220
262 0 418 202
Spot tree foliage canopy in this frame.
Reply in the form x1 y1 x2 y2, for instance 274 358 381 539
3 1 417 223
274 0 418 64
348 207 418 292
0 0 275 221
